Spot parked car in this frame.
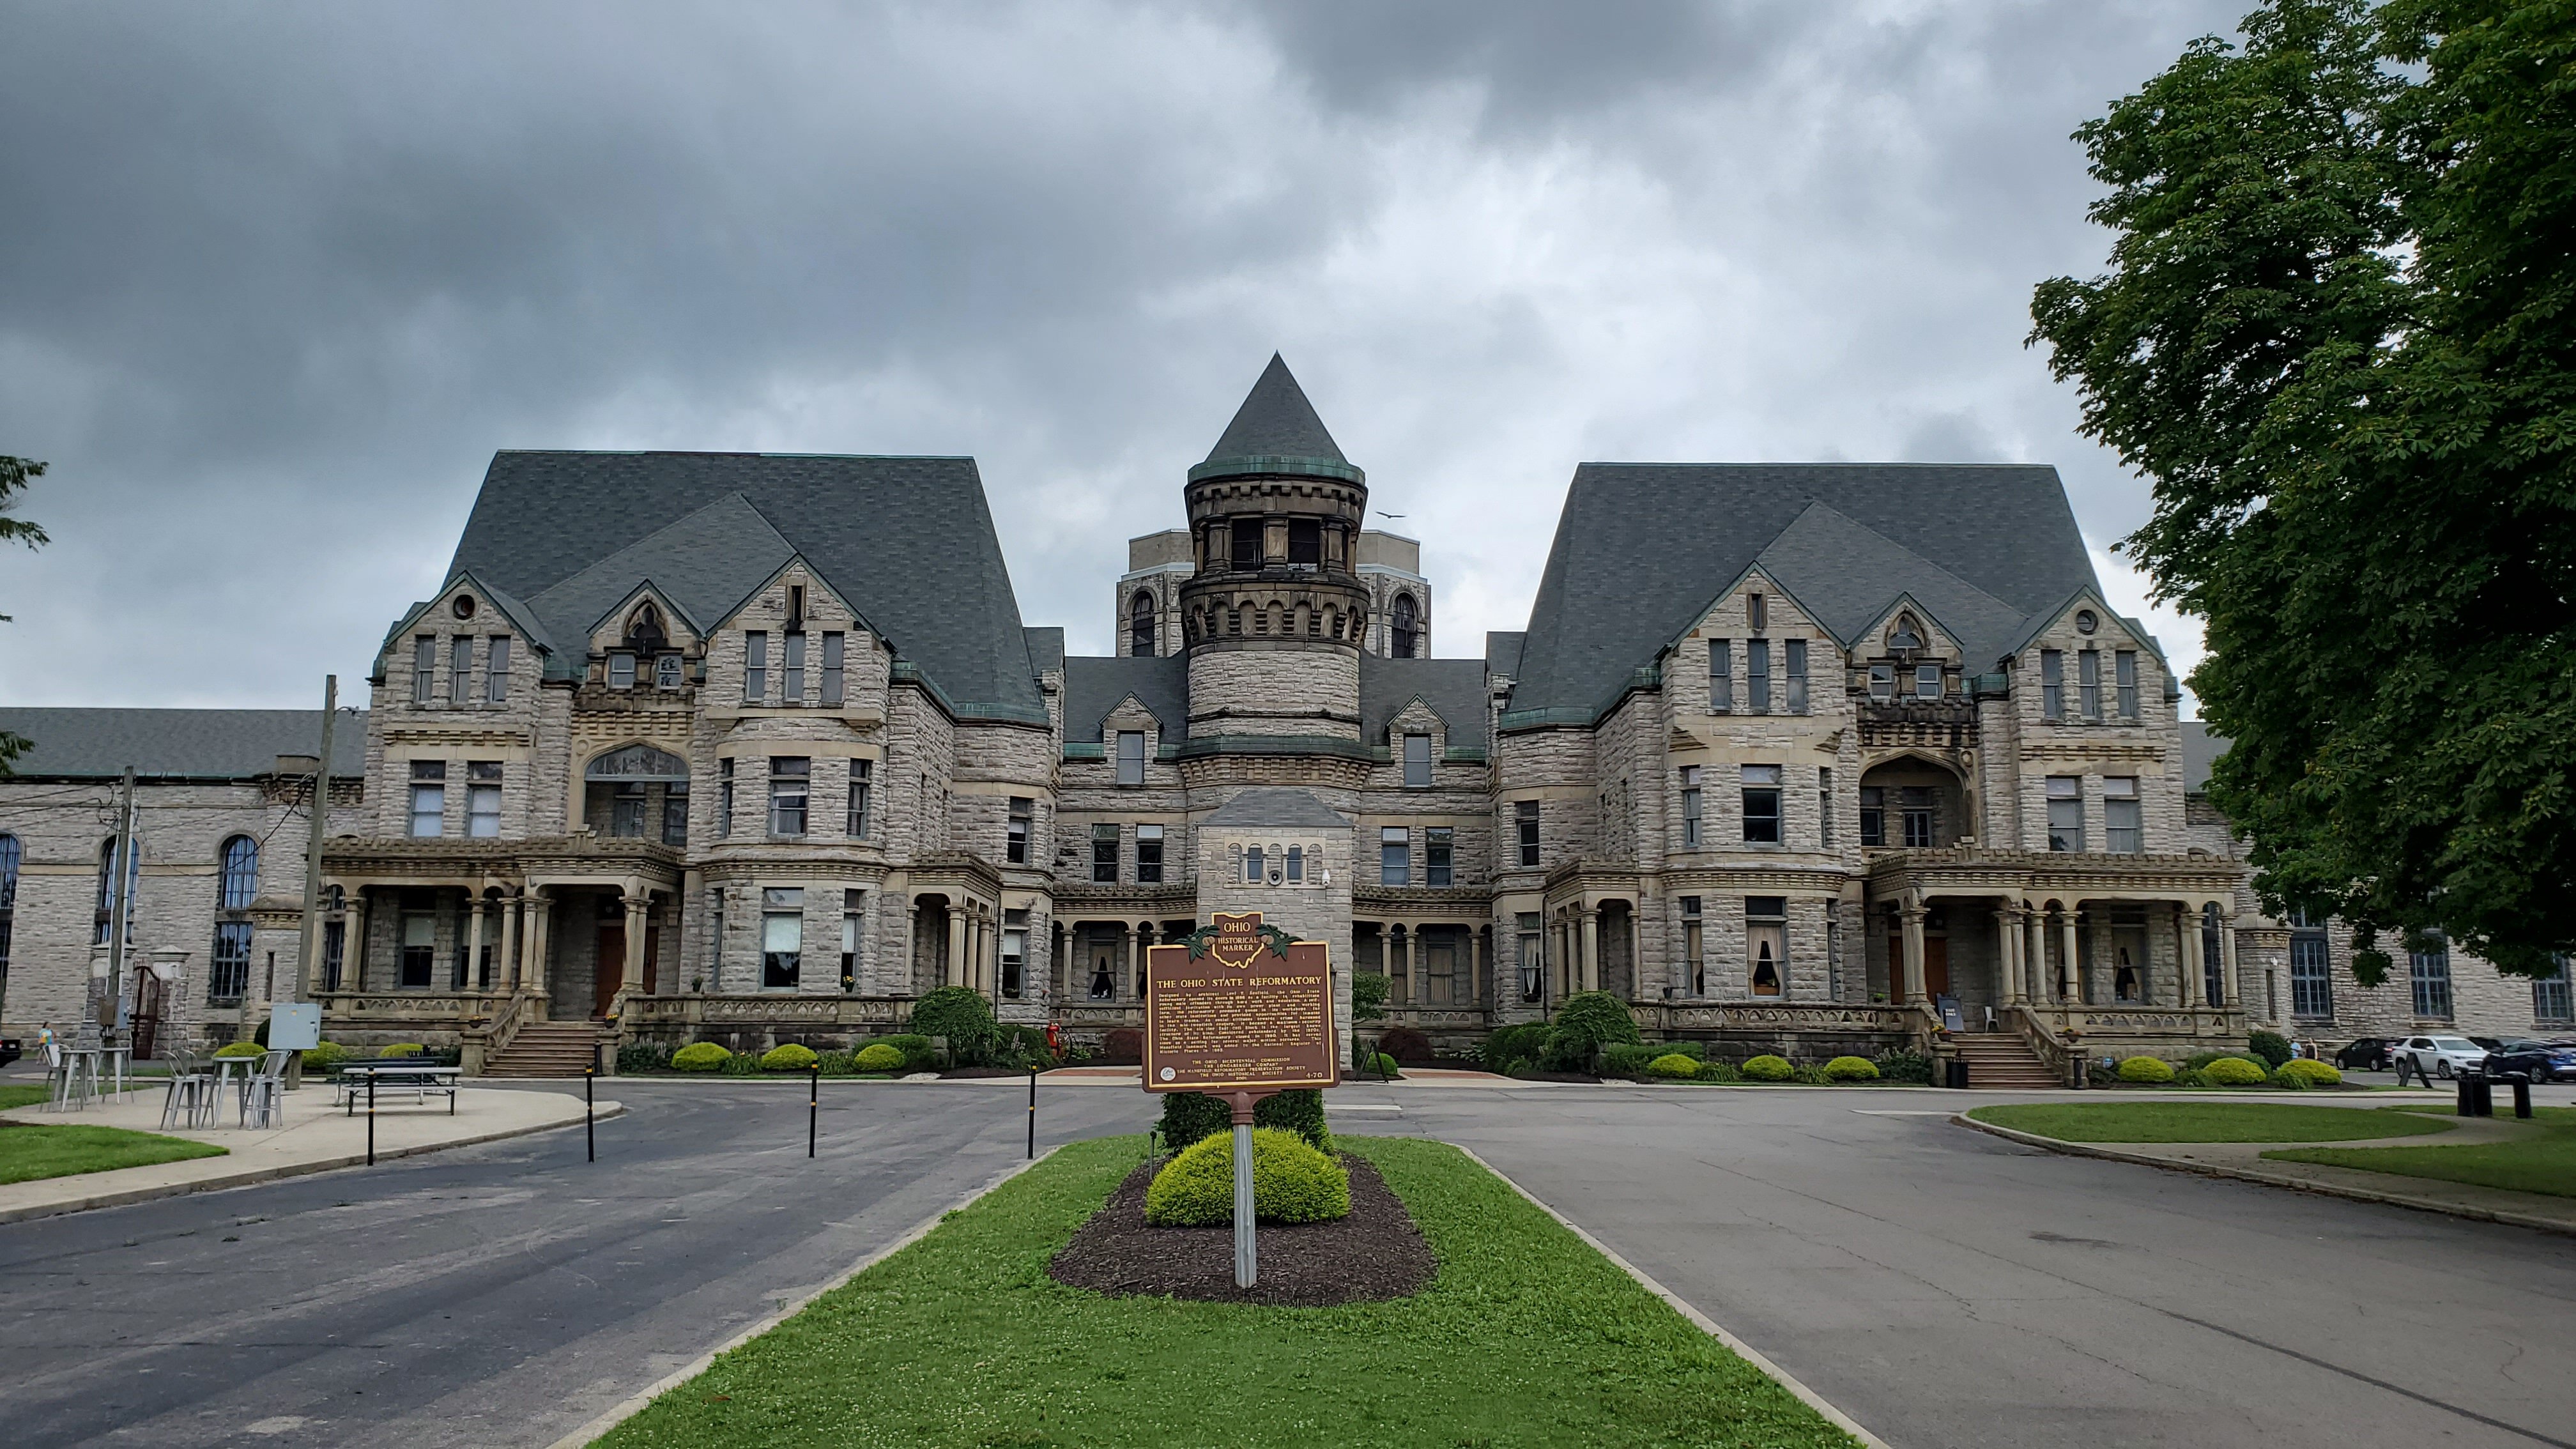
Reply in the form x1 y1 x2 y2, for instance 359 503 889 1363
2398 1036 2488 1080
2480 1039 2576 1084
0 1037 19 1067
2334 1038 2395 1071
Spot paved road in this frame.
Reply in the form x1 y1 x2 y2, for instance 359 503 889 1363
0 1078 1157 1449
1333 1083 2576 1449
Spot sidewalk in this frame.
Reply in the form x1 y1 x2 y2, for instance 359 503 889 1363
1958 1111 2576 1237
0 1083 619 1225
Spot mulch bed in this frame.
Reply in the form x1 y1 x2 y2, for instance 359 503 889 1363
1048 1153 1436 1307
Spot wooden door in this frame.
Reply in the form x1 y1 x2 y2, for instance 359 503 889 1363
595 925 625 1017
131 969 164 1060
1924 938 1951 1000
643 924 661 995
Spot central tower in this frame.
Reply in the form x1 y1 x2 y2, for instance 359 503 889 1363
1179 355 1371 744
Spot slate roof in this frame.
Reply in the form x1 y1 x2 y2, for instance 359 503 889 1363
0 709 369 779
1059 654 1188 744
1022 627 1065 676
2181 721 2224 793
1485 631 1526 680
1508 463 2099 723
1199 786 1353 832
1204 355 1348 465
1360 656 1491 753
443 452 1045 720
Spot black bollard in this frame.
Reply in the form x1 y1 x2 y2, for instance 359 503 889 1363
2513 1079 2533 1119
1027 1064 1037 1160
366 1071 376 1166
586 1066 595 1162
809 1065 818 1158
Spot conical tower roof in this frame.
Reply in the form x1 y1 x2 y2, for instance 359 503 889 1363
1204 353 1347 465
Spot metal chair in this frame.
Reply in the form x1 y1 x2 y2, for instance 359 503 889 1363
45 1039 99 1113
160 1052 215 1131
237 1050 293 1130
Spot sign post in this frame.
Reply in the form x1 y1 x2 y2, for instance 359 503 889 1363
1143 912 1338 1291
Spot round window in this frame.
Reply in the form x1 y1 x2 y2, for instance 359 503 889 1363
451 594 478 620
2074 609 2097 635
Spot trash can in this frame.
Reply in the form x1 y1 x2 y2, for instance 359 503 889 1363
1945 1059 1970 1090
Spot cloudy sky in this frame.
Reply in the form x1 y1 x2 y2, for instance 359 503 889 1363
0 0 2246 711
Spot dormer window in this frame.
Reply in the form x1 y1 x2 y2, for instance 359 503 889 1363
607 652 636 689
1889 615 1923 654
1403 732 1433 788
626 602 666 656
786 585 806 632
1747 593 1766 631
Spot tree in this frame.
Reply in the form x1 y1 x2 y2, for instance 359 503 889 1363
0 454 45 776
2031 0 2576 981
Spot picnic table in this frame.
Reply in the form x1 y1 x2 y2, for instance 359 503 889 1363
334 1061 462 1115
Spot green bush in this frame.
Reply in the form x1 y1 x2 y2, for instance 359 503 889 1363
671 1042 732 1072
2201 1055 2269 1087
2270 1068 2313 1090
2276 1057 2342 1087
1157 1092 1232 1153
1646 1053 1700 1079
214 1041 265 1058
1144 1127 1350 1227
1824 1055 1880 1082
1538 990 1643 1071
1742 1054 1794 1082
1366 1052 1401 1078
908 987 999 1064
1256 1089 1331 1153
1791 1062 1832 1085
1698 1058 1743 1083
877 1033 937 1072
378 1043 425 1058
617 1041 673 1074
853 1042 906 1073
760 1043 820 1072
2117 1055 2177 1084
1874 1049 1935 1084
1160 1091 1335 1154
1479 1023 1551 1075
719 1049 763 1075
2246 1031 2295 1068
302 1040 351 1073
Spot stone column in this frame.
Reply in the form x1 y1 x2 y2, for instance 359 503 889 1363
2059 910 2081 1007
946 903 967 988
2218 907 2241 1013
623 892 649 1000
1899 900 1928 1005
1579 909 1600 993
1131 923 1152 1000
500 891 521 990
2180 901 2205 1009
2027 909 2051 1003
346 890 370 993
1399 926 1416 1004
1998 903 2023 1006
527 888 553 1008
467 893 488 993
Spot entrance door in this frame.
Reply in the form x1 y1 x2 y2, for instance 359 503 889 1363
595 925 625 1017
130 969 164 1060
643 924 661 995
1924 938 1951 1000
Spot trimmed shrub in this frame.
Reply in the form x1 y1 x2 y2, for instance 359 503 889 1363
1824 1055 1880 1082
671 1042 731 1073
2276 1058 2342 1087
1158 1092 1232 1152
1257 1089 1331 1152
214 1040 265 1058
2271 1068 2313 1090
377 1043 425 1058
1144 1127 1350 1227
1479 1023 1550 1075
853 1042 906 1073
2247 1031 2295 1068
2117 1055 2177 1084
909 987 999 1064
760 1043 820 1072
1600 1043 1661 1076
1538 990 1642 1071
1377 1025 1436 1064
1742 1054 1794 1082
876 1033 937 1072
2201 1055 2269 1087
1646 1053 1700 1079
1360 1052 1402 1079
1098 1028 1142 1065
302 1040 351 1073
1874 1049 1935 1084
1162 1091 1333 1154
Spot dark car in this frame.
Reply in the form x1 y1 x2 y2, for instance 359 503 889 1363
0 1038 19 1067
2478 1039 2573 1084
2334 1038 2395 1071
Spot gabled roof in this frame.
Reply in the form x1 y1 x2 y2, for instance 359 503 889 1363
1200 786 1353 832
1508 463 2097 723
0 708 369 780
1059 654 1188 744
1485 631 1526 680
1204 354 1347 465
445 452 1045 719
378 569 557 670
1022 627 1065 676
1360 656 1491 753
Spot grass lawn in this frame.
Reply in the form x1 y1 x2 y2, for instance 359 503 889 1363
1969 1101 2457 1144
0 1122 228 1184
590 1135 1858 1449
2266 1107 2576 1198
0 1084 51 1111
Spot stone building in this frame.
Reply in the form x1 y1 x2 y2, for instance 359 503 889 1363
3 355 2564 1073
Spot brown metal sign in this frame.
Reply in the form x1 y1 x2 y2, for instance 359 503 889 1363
1144 912 1339 1093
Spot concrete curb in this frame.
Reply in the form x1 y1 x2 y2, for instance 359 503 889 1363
1953 1113 2576 1239
0 1103 627 1227
545 1142 1067 1449
1449 1144 1890 1449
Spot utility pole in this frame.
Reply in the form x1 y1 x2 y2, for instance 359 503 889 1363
293 675 338 1006
100 766 136 1034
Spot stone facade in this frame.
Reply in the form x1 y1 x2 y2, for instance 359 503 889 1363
6 361 2566 1073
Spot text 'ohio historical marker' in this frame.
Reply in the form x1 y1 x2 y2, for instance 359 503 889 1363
1143 912 1338 1094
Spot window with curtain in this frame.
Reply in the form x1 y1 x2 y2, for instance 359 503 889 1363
1747 896 1786 996
1681 895 1704 995
768 758 809 836
762 888 802 989
1516 799 1539 866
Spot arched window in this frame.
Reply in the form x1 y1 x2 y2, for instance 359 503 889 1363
0 834 18 985
1889 613 1923 653
1391 594 1418 658
626 601 666 655
95 838 139 945
1130 592 1156 656
218 836 259 911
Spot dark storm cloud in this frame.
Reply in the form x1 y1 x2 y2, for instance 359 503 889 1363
0 1 2247 707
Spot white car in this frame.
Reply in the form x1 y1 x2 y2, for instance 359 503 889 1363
2397 1035 2487 1080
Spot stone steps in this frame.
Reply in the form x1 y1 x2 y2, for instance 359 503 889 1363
1949 1034 2063 1089
480 1023 608 1078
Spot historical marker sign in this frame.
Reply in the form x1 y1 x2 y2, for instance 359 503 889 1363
1144 912 1338 1093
